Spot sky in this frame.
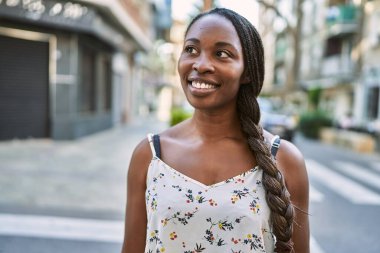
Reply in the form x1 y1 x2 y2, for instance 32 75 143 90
171 0 259 27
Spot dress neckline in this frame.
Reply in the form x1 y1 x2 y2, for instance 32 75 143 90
152 157 260 190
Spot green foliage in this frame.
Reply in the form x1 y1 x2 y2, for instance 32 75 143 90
308 87 322 109
170 108 193 126
298 110 333 139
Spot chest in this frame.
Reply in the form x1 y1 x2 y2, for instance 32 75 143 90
161 139 256 186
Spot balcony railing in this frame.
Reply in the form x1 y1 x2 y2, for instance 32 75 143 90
325 5 359 37
321 54 354 77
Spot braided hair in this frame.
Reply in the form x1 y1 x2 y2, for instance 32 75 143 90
185 8 295 252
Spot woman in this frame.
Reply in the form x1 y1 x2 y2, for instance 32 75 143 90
122 7 309 253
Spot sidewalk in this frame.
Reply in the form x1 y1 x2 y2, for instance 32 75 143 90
0 116 168 221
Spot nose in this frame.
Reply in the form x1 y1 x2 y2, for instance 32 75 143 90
192 53 214 73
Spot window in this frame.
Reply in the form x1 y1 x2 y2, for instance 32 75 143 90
367 86 379 120
324 37 342 57
79 44 96 113
102 57 112 110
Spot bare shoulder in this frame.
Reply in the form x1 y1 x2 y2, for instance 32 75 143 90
276 138 309 214
131 137 152 164
263 129 306 180
263 130 308 198
127 137 153 182
276 139 306 177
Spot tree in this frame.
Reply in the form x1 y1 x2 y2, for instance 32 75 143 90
352 0 366 77
257 0 304 94
202 0 214 11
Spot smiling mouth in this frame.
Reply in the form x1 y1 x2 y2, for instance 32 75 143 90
189 80 220 89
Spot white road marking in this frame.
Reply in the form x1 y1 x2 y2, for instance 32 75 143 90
0 213 326 253
306 159 380 205
310 185 324 202
0 213 124 243
370 162 380 173
311 235 326 253
333 161 380 191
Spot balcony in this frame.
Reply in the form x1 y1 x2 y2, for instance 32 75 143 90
321 54 354 78
301 54 355 89
325 5 359 37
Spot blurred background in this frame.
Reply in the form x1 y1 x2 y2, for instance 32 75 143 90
1 0 380 252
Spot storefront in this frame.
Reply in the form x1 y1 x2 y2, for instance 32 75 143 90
0 0 152 140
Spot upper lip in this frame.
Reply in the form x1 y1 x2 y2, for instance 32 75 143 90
188 77 220 86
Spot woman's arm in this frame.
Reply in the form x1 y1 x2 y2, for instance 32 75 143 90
277 140 310 253
121 139 152 253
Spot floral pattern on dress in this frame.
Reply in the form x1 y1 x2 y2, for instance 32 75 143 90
172 186 218 206
161 207 199 226
203 216 245 246
145 135 275 253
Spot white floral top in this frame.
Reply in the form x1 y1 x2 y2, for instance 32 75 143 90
145 134 277 253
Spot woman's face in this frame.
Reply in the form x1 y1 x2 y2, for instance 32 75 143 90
178 14 246 111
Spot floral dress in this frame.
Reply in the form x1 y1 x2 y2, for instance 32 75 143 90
144 134 279 253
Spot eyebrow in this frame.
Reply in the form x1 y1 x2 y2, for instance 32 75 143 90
185 38 238 50
215 41 236 49
185 38 200 43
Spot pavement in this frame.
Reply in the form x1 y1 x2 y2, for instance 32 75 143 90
0 116 168 221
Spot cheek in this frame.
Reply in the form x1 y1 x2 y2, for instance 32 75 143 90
229 66 245 85
177 56 190 77
177 59 190 93
177 56 182 73
236 65 246 85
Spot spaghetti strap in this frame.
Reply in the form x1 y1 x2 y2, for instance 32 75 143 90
147 133 161 158
270 135 281 159
147 133 157 157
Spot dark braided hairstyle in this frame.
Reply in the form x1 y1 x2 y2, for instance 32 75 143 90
185 8 295 252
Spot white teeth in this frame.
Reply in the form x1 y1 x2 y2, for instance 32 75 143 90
191 81 217 89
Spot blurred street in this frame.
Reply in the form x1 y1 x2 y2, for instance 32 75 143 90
0 117 379 252
303 135 380 253
0 116 168 253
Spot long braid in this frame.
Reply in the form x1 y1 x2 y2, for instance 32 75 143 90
185 8 295 252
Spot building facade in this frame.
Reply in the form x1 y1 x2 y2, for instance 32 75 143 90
261 0 369 125
0 0 171 140
301 0 359 123
353 0 380 132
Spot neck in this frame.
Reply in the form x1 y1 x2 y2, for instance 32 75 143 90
190 106 243 141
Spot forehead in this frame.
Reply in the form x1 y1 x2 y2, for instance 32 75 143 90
186 14 241 48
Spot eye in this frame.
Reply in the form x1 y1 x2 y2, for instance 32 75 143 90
184 46 198 55
216 50 230 58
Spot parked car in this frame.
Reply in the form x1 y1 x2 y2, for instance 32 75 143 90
258 98 297 142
